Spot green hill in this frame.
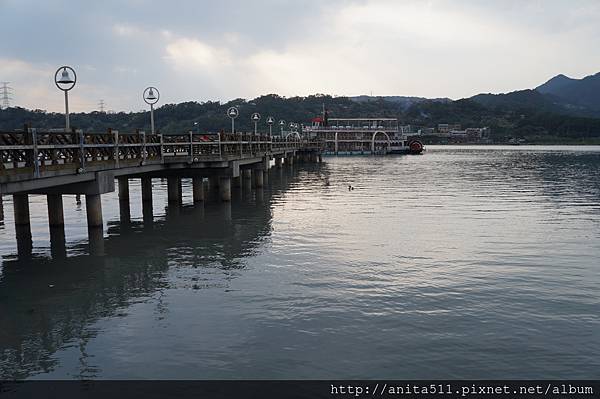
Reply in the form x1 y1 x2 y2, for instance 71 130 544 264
2 92 600 144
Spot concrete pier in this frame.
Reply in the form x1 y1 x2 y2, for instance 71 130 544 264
141 177 153 226
118 177 130 222
142 203 153 227
219 176 232 201
256 188 264 203
15 224 32 258
88 226 105 256
141 177 153 203
193 177 205 202
13 194 30 226
208 176 219 190
0 128 322 257
254 169 264 188
179 178 183 200
167 177 181 203
118 177 130 202
243 169 252 184
47 194 64 226
49 226 67 258
85 194 103 228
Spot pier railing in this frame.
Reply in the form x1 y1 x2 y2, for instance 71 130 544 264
0 129 324 180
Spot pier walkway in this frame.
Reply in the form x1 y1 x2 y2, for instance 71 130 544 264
0 129 324 252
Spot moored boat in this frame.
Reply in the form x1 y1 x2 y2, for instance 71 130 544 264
302 113 424 155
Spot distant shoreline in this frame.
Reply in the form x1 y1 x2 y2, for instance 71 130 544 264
421 138 600 146
425 142 600 146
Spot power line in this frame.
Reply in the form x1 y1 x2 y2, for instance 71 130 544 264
1 82 13 109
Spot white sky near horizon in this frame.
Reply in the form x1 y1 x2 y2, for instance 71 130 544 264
1 0 599 112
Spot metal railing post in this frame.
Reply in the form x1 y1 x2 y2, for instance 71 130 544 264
160 133 164 163
141 130 146 164
189 131 193 163
78 129 85 171
113 129 119 168
218 132 222 158
30 128 40 178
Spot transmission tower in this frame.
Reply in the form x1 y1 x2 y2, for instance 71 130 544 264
98 99 105 113
1 82 13 109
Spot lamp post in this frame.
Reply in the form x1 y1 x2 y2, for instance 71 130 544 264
143 87 160 134
279 119 285 137
227 106 239 134
266 116 274 137
251 112 261 136
54 66 77 131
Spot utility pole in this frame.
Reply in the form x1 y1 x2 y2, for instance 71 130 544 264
98 99 105 113
1 82 13 109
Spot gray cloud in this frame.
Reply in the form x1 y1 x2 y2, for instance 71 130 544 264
1 0 599 112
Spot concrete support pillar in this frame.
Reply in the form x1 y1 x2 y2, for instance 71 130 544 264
243 169 252 183
242 169 252 192
141 177 153 203
208 176 219 190
178 178 183 200
0 195 4 221
15 224 32 258
219 176 232 201
141 177 153 226
254 169 264 188
193 176 205 202
256 188 264 203
263 170 269 186
142 201 153 227
318 154 323 163
47 194 64 226
167 177 181 203
13 194 30 226
233 176 241 188
219 202 232 222
88 226 105 256
275 157 282 168
49 226 66 259
118 177 130 222
118 177 129 202
85 194 103 228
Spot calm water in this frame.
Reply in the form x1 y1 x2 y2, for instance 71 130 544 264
1 145 599 379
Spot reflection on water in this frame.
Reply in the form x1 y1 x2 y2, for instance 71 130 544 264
1 146 599 379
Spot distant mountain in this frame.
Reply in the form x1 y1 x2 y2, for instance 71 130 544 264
469 72 600 117
536 74 577 94
536 72 600 111
470 89 568 113
349 95 450 110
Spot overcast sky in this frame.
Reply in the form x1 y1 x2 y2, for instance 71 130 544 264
1 0 600 112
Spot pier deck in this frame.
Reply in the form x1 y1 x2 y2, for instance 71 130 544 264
0 129 324 254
